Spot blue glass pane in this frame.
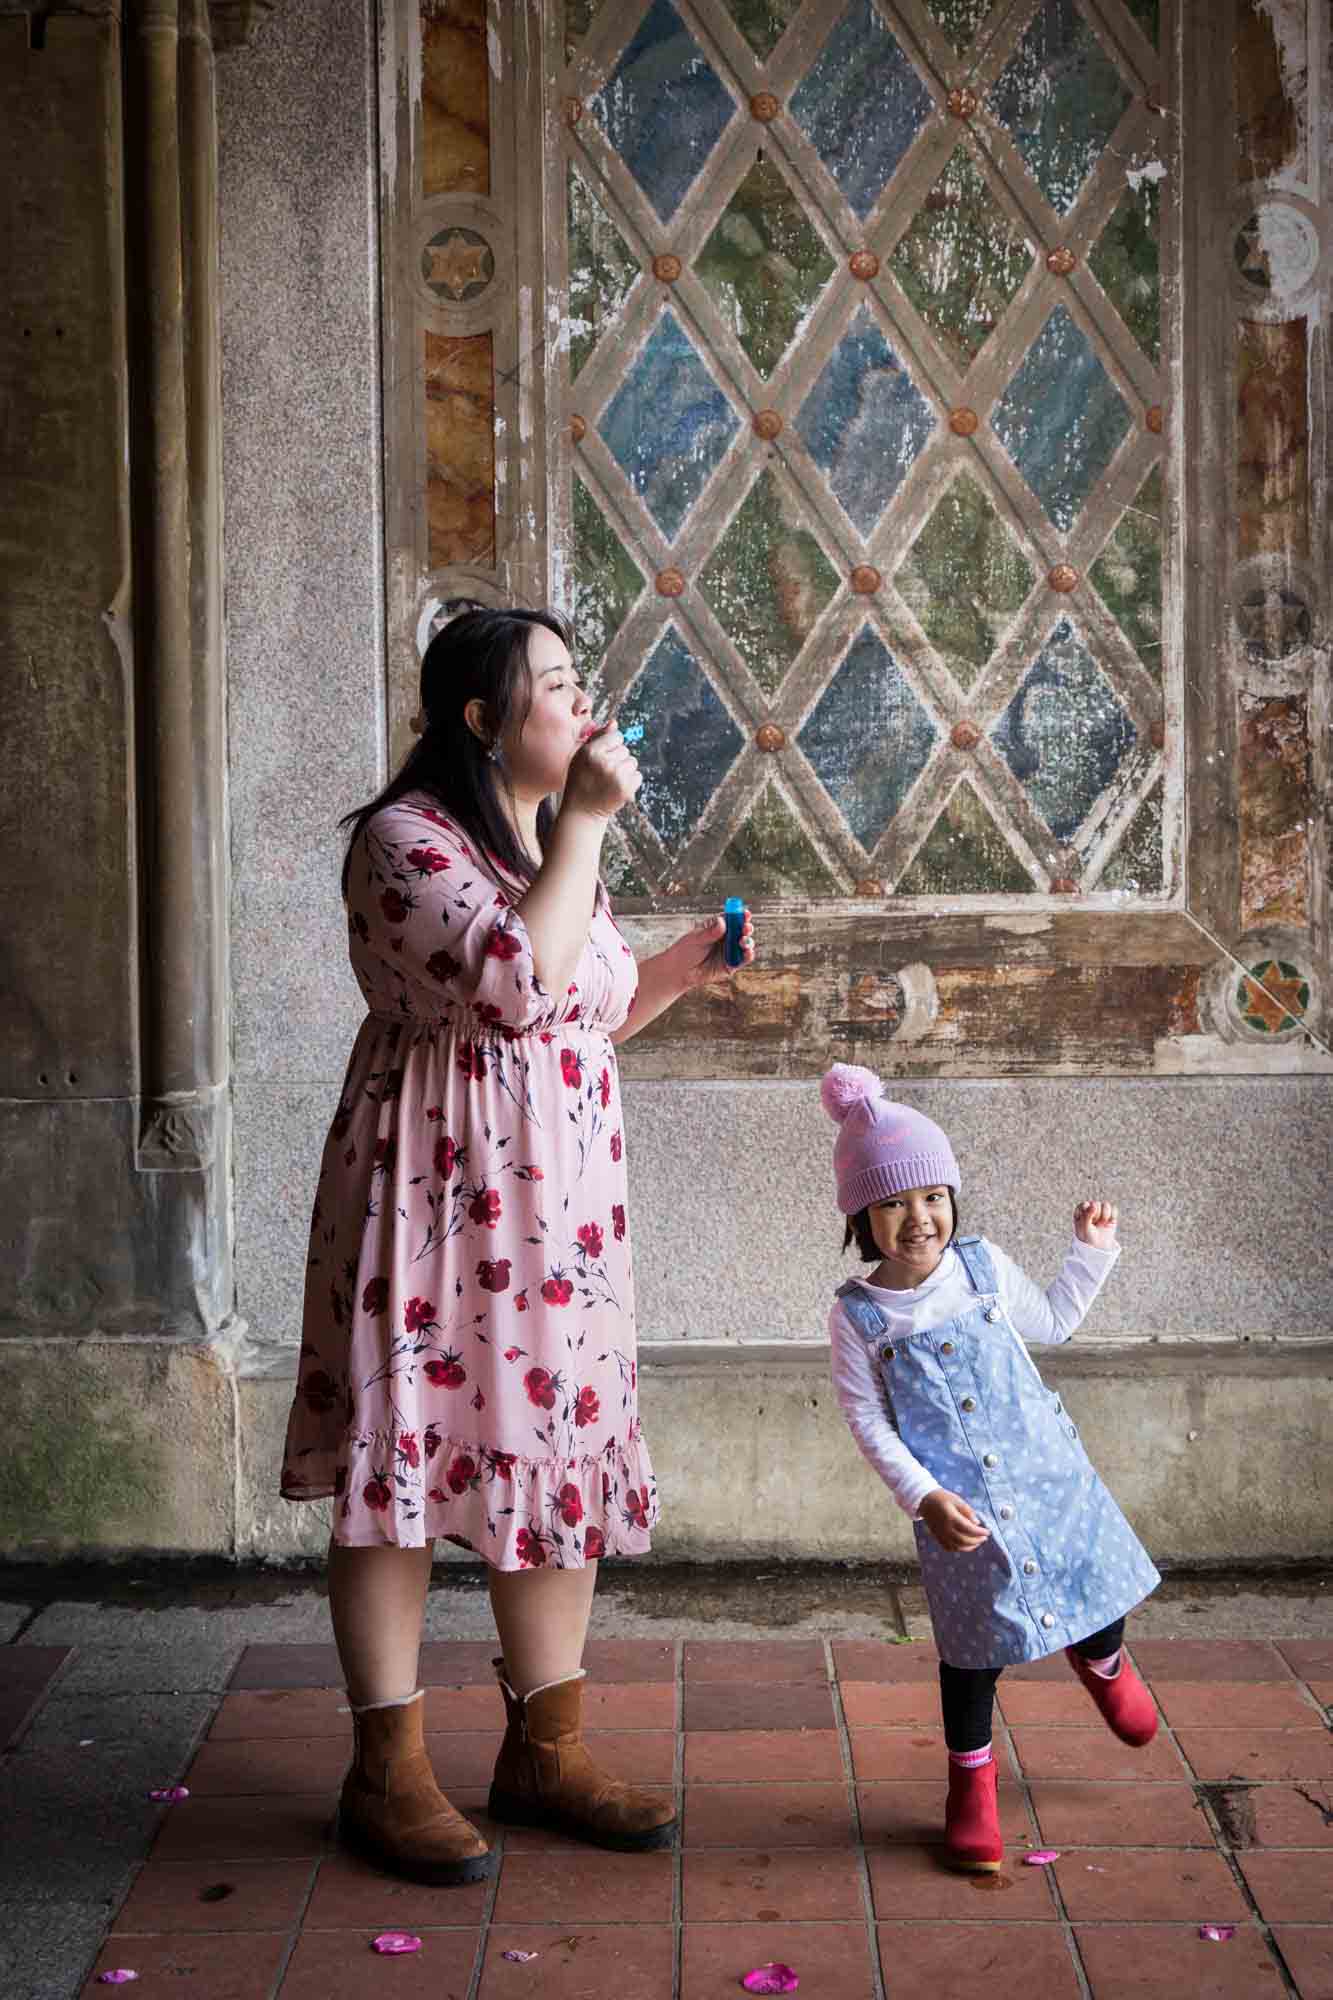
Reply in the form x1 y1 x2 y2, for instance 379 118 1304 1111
992 618 1137 841
798 625 938 848
590 0 735 223
790 0 932 220
601 312 739 541
992 306 1130 532
991 0 1131 215
796 307 934 535
618 628 744 851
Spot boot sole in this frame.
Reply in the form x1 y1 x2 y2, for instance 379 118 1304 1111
336 1807 498 1885
488 1788 677 1852
944 1852 1004 1873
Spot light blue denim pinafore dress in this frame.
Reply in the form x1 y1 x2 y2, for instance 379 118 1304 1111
837 1237 1159 1669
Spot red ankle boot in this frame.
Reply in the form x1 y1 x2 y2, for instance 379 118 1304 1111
1066 1648 1158 1746
944 1757 1003 1872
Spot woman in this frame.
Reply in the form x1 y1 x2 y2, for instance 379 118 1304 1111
281 604 753 1884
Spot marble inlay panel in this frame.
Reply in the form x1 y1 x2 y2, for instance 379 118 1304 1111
425 330 495 566
421 0 490 197
1239 693 1311 930
1237 318 1310 559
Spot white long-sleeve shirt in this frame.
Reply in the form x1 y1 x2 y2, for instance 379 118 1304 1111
828 1236 1120 1519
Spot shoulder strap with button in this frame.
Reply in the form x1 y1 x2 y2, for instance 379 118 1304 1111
834 1281 888 1346
951 1235 998 1295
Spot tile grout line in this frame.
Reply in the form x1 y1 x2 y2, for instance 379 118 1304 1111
673 1636 684 2000
463 1816 506 2000
825 1634 888 2000
993 1693 1095 2000
266 1854 323 1999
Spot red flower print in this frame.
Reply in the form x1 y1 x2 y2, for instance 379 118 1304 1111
426 1486 447 1504
612 1203 626 1242
515 1527 547 1568
446 1453 477 1495
576 1222 603 1261
403 1296 435 1335
424 1424 442 1461
485 925 523 962
602 1473 613 1507
425 947 462 984
405 846 449 875
514 1289 529 1312
541 1273 574 1307
610 1131 622 1162
398 1433 420 1470
631 1361 637 1391
472 1387 486 1411
584 1525 606 1560
350 911 369 944
363 1475 392 1512
490 1451 516 1480
361 1276 388 1315
418 806 451 829
599 1067 611 1109
469 1187 502 1229
380 888 410 924
574 1385 600 1430
477 1003 504 1026
434 1134 458 1179
626 1485 650 1529
457 1040 488 1081
503 1346 525 1362
557 1483 583 1526
524 1366 557 1410
477 1257 511 1293
423 1352 466 1389
425 1105 442 1122
372 1136 397 1176
560 1048 582 1089
303 1369 339 1414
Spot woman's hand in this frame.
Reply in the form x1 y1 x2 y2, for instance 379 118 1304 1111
667 908 756 991
561 723 642 820
1074 1199 1118 1250
919 1489 991 1553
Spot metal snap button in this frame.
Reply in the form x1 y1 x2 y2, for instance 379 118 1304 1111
983 1452 999 1468
1041 1612 1055 1629
1067 1423 1078 1438
998 1505 1014 1520
879 1342 894 1361
940 1341 954 1355
960 1396 976 1412
1053 1400 1062 1414
984 1306 1001 1323
1022 1559 1037 1575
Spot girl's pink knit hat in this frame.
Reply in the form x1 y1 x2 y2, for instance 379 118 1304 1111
821 1064 961 1215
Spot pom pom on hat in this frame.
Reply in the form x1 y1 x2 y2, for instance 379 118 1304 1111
820 1063 883 1124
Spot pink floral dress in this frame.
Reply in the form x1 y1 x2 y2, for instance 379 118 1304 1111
280 796 659 1566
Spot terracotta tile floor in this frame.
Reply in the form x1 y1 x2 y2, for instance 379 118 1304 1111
9 1634 1325 1999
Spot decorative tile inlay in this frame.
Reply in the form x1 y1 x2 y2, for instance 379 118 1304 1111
601 312 739 540
567 166 640 378
699 469 840 694
896 473 1034 690
617 627 744 850
590 0 736 224
1101 778 1164 894
425 330 495 566
889 146 1033 370
922 0 994 52
718 783 839 895
799 625 938 848
421 0 490 197
656 567 686 595
1090 467 1162 676
849 249 881 280
572 476 644 672
790 0 933 221
1234 959 1310 1035
725 0 800 62
991 0 1131 215
695 157 836 379
993 617 1137 841
1089 181 1160 362
898 780 1033 893
797 307 935 536
993 306 1131 532
422 226 494 301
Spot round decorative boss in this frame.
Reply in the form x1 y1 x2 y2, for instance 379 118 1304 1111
652 253 682 283
950 720 980 750
1145 405 1164 433
1048 564 1079 593
752 409 783 441
750 91 780 122
564 97 584 126
655 567 685 597
755 723 786 753
947 87 979 119
850 565 881 595
570 413 587 444
1046 246 1077 275
1049 876 1080 895
422 227 496 303
855 877 885 897
948 407 979 436
849 250 880 280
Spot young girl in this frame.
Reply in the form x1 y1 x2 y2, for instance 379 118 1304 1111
823 1063 1161 1873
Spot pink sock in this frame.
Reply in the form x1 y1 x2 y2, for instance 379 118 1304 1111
1084 1648 1122 1680
948 1744 993 1769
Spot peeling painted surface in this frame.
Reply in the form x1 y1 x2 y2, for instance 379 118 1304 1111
1236 0 1308 185
1236 318 1310 558
1239 694 1311 928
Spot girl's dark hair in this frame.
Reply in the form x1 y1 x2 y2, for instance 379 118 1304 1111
339 602 573 892
843 1191 959 1261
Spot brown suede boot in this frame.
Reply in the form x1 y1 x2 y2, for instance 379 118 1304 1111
338 1691 495 1885
488 1664 677 1851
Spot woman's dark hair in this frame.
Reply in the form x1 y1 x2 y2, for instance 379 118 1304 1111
339 603 573 892
843 1191 959 1261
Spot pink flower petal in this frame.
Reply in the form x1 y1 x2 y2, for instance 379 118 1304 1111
1023 1850 1060 1866
146 1786 190 1803
1199 1924 1236 1943
97 1974 139 1986
371 1933 422 1955
741 1967 800 1995
502 1950 540 1963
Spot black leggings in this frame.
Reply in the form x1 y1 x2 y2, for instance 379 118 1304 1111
939 1619 1126 1752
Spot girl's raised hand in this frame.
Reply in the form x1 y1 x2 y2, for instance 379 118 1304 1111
918 1489 991 1554
1075 1199 1118 1250
563 722 643 820
669 907 756 990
